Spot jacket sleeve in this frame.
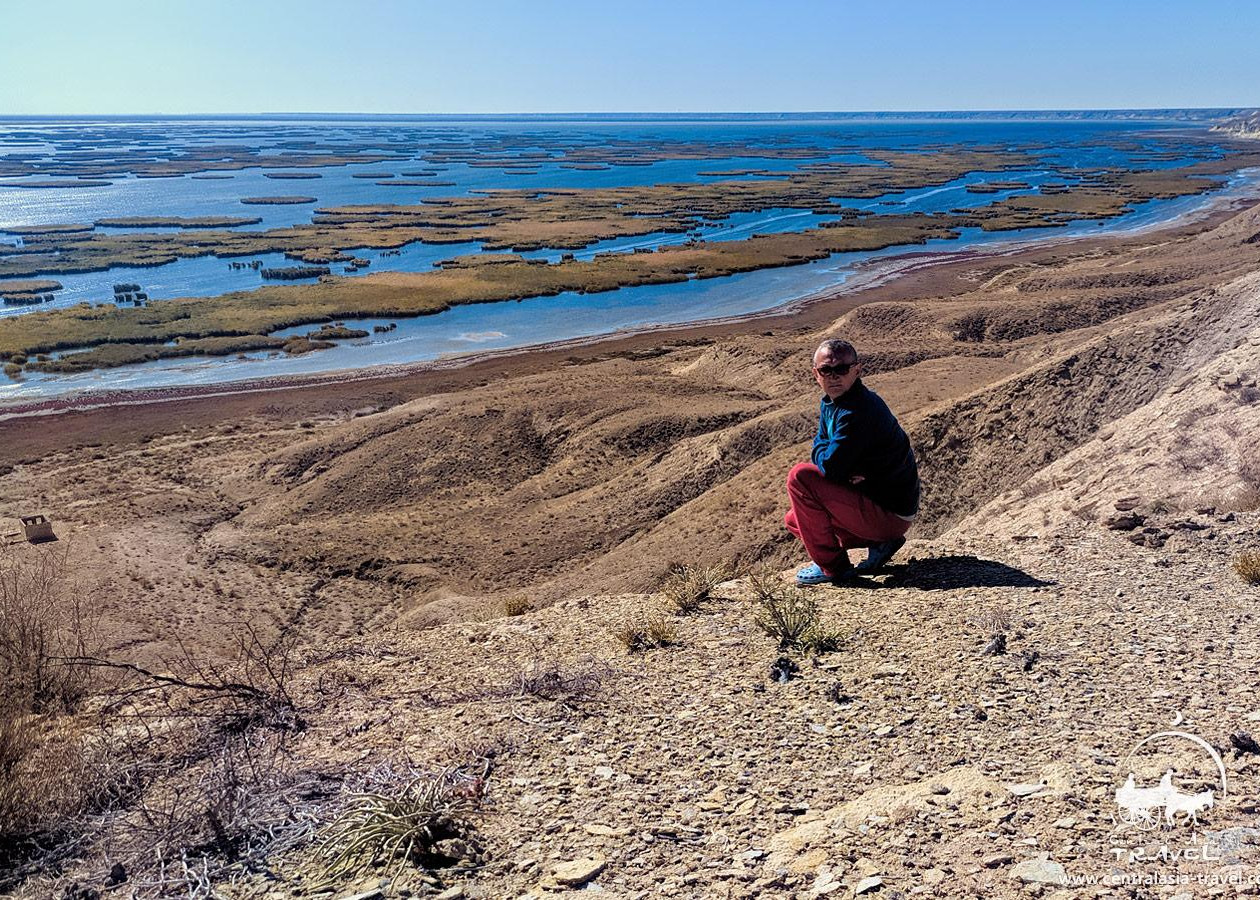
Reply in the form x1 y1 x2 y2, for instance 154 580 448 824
811 406 858 481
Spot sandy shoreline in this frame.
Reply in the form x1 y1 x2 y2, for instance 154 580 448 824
2 185 1257 427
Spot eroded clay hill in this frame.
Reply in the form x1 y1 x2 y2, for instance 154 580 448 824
252 214 1260 898
202 202 1260 627
3 202 1259 659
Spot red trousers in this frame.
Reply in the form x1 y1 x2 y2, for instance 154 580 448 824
784 462 912 575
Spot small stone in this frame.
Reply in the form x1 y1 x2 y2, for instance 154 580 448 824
873 725 894 737
550 856 606 887
1004 782 1048 798
583 824 630 836
854 762 873 777
921 869 946 886
981 634 1007 656
812 870 840 894
593 766 615 779
853 875 884 894
1007 857 1067 885
1104 513 1144 531
1051 817 1076 829
433 889 465 900
983 853 1014 868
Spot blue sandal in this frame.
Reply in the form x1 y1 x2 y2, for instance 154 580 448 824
795 562 854 586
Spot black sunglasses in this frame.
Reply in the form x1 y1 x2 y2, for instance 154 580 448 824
814 361 857 377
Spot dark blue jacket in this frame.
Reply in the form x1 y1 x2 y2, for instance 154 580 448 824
812 379 920 517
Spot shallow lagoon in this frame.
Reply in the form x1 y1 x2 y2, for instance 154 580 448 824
7 166 1257 403
0 116 1250 400
0 168 1099 315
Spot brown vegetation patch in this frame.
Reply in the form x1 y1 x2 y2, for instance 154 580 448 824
95 216 263 229
0 180 111 188
0 224 93 235
28 335 289 373
240 196 318 205
0 279 61 295
0 217 961 366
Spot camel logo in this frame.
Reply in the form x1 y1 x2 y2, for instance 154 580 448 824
1113 729 1228 831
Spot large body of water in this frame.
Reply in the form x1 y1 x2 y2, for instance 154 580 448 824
0 115 1253 402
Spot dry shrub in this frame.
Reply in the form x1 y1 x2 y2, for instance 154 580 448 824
41 624 319 897
1172 438 1226 475
79 621 306 736
1234 552 1260 585
511 657 604 702
645 616 678 647
614 620 647 652
87 728 319 895
0 716 92 875
967 606 1012 636
659 564 729 614
0 543 101 854
1232 455 1260 512
501 594 533 617
1 611 314 896
0 543 99 714
615 614 677 653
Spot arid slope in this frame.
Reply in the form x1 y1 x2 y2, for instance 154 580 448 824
3 202 1260 899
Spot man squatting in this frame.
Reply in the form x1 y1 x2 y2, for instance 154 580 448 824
786 339 920 585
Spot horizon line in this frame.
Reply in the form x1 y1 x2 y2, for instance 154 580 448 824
0 106 1256 121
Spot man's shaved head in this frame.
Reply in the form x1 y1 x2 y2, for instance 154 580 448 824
815 339 857 363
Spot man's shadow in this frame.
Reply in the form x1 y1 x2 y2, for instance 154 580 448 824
851 555 1055 591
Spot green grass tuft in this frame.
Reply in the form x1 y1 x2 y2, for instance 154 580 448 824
318 766 483 885
748 569 846 654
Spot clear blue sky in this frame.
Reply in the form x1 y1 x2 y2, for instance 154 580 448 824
2 0 1255 115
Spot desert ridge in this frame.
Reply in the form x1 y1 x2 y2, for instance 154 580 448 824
2 194 1260 897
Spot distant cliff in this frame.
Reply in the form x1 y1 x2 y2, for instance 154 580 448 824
1212 109 1260 139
